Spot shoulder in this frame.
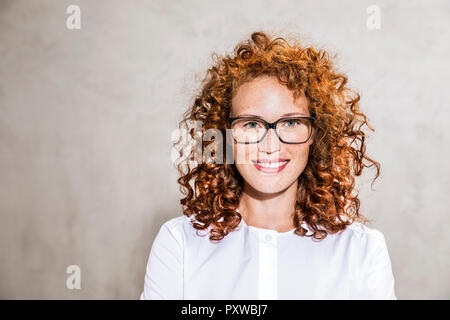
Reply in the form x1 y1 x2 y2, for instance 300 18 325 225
156 215 193 245
344 222 396 299
343 221 389 258
162 214 192 231
345 221 385 242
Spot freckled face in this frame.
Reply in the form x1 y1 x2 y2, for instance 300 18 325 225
230 75 314 194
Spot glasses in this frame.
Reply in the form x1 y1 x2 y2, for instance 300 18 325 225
227 116 315 144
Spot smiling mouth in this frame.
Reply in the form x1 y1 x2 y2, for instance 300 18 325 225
251 160 290 173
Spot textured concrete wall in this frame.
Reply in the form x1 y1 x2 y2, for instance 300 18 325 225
0 0 449 299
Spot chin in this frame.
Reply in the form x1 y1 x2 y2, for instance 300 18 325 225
246 178 294 194
255 186 288 194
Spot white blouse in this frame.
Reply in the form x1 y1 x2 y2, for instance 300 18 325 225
140 212 397 300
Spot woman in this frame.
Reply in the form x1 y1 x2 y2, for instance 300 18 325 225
140 31 397 299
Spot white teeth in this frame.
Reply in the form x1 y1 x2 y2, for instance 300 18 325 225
258 161 288 168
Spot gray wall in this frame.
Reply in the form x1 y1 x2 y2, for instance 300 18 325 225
0 0 449 299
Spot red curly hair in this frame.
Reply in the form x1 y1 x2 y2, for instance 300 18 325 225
173 31 380 241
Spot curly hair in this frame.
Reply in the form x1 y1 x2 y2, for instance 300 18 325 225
173 31 380 242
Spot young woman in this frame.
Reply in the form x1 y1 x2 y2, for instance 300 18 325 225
140 31 397 299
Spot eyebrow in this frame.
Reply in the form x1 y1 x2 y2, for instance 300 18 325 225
233 112 309 118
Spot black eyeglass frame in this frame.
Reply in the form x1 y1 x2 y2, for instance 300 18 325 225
227 116 316 144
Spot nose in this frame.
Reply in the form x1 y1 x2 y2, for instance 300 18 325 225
259 128 280 154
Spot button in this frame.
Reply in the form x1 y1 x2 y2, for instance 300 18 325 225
265 234 272 242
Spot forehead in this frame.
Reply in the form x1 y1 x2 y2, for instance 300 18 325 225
231 76 309 118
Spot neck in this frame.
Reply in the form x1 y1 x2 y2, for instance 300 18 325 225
237 180 298 232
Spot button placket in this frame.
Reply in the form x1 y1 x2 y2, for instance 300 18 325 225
258 230 277 300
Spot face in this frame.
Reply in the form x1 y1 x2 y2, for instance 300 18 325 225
229 75 314 194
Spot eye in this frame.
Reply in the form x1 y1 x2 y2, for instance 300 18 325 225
285 119 301 127
243 121 262 128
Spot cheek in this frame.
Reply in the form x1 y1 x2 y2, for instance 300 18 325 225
284 145 310 171
233 143 258 165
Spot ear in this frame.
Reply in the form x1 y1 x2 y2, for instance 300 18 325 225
308 127 315 146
